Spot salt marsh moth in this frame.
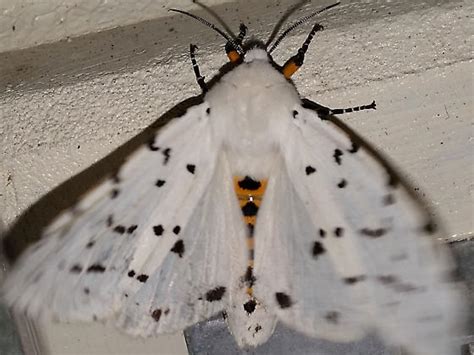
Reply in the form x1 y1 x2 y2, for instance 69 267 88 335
1 3 466 354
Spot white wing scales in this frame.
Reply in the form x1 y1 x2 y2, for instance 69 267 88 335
253 105 465 354
2 104 248 337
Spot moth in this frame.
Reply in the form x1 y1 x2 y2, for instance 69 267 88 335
1 3 465 354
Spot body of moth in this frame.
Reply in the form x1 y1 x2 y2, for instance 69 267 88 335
1 4 466 355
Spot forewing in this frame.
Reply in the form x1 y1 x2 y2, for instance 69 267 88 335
255 104 466 354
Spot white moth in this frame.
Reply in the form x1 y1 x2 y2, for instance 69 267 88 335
1 3 466 355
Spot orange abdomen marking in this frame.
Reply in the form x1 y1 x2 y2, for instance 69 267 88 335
233 176 268 296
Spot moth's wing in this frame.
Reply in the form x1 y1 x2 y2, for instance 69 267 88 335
255 103 466 354
117 152 248 336
2 103 244 333
253 157 370 343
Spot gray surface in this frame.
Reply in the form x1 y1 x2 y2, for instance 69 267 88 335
185 239 474 355
0 305 23 355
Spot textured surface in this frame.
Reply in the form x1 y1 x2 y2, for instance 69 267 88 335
0 0 472 354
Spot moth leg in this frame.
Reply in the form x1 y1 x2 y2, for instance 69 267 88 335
281 22 324 79
189 44 208 93
226 23 247 63
316 100 377 116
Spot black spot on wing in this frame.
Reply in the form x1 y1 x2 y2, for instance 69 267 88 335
173 225 181 235
305 165 316 175
344 275 366 284
205 286 226 301
312 241 325 258
275 292 292 309
206 107 211 114
319 229 326 238
242 201 258 216
87 264 106 273
387 174 399 188
153 225 164 236
137 274 149 283
162 148 172 165
106 215 114 227
348 141 360 153
325 311 340 324
359 227 387 238
238 176 261 190
292 110 299 119
148 136 160 151
113 225 126 234
171 240 185 257
422 221 437 234
127 225 138 234
333 149 343 165
128 270 136 277
334 227 344 237
156 179 166 187
186 164 196 174
86 241 95 248
110 188 120 199
151 309 162 322
84 288 90 295
337 179 347 188
243 299 257 314
70 264 83 273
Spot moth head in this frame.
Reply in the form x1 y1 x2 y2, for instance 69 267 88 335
170 3 340 78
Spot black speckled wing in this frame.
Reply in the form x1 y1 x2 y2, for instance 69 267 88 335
253 104 466 355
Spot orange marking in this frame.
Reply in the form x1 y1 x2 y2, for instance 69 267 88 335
227 50 241 63
233 176 268 298
283 61 300 79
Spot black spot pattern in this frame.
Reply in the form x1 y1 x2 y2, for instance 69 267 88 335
205 286 226 301
70 264 83 273
84 288 90 295
153 225 164 236
254 324 262 333
387 174 399 187
127 225 138 234
305 165 316 175
238 176 261 190
151 309 162 322
344 275 366 284
113 225 126 234
377 275 396 284
206 107 211 114
337 179 347 188
325 311 340 324
423 221 437 234
244 299 257 314
348 142 360 153
110 188 120 199
148 136 160 151
334 227 344 237
173 225 181 235
186 164 196 174
242 201 258 216
137 274 149 283
171 240 185 257
360 227 387 238
86 241 95 248
87 264 106 273
162 148 172 165
292 110 299 118
275 292 292 309
319 229 326 238
128 270 136 278
156 179 166 187
106 215 114 227
333 149 343 165
312 241 325 258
